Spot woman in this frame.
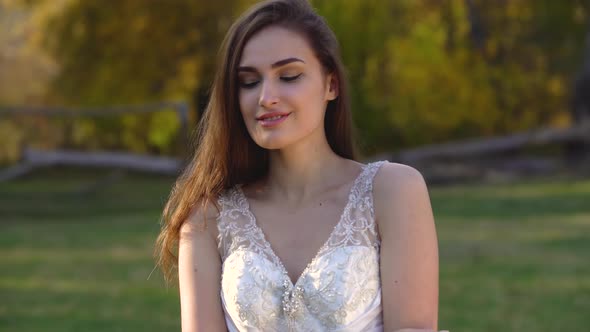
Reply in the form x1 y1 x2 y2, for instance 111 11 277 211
155 0 443 331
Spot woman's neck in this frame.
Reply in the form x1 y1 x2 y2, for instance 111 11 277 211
263 136 356 206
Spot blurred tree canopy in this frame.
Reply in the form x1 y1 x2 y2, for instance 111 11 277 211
2 0 589 156
314 0 588 150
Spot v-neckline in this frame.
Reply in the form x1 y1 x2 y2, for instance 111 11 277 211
236 162 370 287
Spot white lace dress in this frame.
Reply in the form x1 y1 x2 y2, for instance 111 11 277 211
216 161 386 331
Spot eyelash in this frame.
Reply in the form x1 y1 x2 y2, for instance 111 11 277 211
239 73 302 89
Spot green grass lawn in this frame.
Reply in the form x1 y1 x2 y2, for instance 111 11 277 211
1 168 589 331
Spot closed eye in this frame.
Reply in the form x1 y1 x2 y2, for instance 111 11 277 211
281 73 302 82
239 73 302 89
240 80 260 89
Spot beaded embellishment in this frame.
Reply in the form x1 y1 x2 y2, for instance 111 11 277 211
282 277 305 318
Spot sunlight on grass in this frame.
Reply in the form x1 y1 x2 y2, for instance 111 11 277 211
1 173 589 331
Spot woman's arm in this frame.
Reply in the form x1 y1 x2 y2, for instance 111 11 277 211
374 162 440 331
178 204 228 332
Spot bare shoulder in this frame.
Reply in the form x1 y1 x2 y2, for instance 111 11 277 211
372 162 432 234
180 197 222 244
373 161 426 192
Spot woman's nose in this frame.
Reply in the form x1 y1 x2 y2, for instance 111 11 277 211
258 80 279 108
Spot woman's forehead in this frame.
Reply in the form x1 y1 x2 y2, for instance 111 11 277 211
239 26 316 69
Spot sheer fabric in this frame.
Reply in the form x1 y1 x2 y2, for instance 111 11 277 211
216 161 386 331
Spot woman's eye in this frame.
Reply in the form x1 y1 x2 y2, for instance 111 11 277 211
239 73 301 89
281 73 302 82
239 80 260 89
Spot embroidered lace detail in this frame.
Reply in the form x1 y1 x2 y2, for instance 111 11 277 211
217 161 387 331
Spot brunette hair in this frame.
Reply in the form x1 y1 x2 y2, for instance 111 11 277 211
155 0 357 284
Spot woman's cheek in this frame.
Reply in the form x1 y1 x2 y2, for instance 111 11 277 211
239 93 256 121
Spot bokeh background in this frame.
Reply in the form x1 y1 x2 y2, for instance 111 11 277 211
1 0 589 331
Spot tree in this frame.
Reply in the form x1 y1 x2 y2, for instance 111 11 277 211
11 0 589 155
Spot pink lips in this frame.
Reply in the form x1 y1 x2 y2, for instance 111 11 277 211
256 112 291 128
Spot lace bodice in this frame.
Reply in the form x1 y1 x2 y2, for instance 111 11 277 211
216 161 387 331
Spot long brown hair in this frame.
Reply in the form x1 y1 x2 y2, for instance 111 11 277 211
154 0 357 284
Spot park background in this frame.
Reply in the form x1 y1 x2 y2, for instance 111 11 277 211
1 0 589 331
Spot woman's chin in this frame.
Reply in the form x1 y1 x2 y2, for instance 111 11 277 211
256 141 287 150
253 135 292 150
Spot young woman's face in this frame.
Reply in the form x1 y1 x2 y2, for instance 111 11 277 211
237 25 337 150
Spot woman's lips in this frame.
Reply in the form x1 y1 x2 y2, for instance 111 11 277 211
257 113 290 128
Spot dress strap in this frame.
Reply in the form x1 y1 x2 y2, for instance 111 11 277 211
215 186 244 260
352 160 388 204
347 160 388 242
215 185 278 263
363 160 388 221
323 160 388 252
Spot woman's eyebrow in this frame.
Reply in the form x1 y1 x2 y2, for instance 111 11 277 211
238 57 305 72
